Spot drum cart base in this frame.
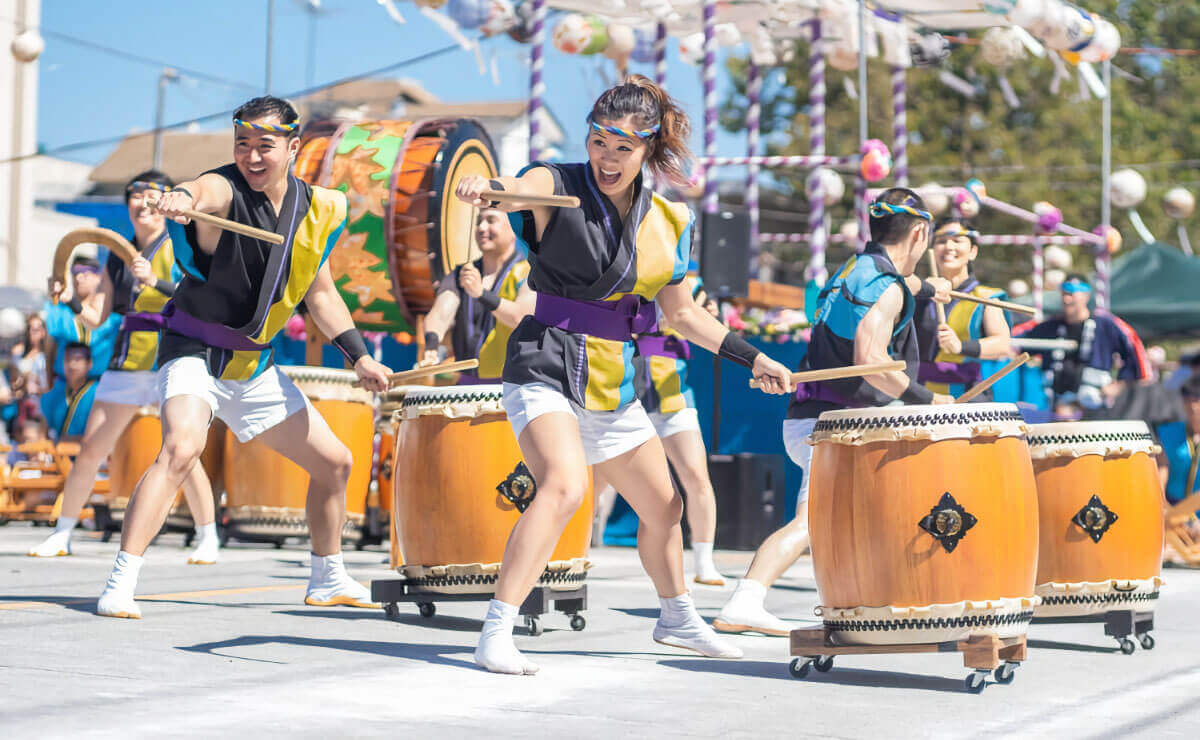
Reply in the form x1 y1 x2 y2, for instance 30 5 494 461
1031 610 1155 654
372 579 588 636
788 626 1027 694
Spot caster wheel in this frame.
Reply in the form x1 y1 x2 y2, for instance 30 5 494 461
569 614 586 631
273 540 284 549
965 671 987 694
417 602 436 619
813 656 834 673
1119 638 1136 655
383 603 400 621
525 616 543 636
788 658 812 679
184 532 195 547
1139 634 1155 650
101 530 114 543
994 661 1017 684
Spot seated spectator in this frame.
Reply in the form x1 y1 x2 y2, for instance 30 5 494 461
39 342 97 442
1156 373 1200 505
7 415 51 466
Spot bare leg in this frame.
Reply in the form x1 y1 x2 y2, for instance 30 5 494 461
253 404 372 607
29 400 137 556
714 501 809 636
660 429 723 584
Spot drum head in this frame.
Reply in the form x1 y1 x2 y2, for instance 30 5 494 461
428 119 499 282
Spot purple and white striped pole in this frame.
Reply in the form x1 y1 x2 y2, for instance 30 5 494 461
1032 232 1045 321
855 177 869 253
891 65 908 187
702 0 718 215
654 23 668 88
527 0 546 163
806 18 828 285
747 61 762 270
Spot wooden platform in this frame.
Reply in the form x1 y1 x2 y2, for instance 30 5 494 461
790 626 1026 669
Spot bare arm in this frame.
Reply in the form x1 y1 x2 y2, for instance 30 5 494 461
78 271 113 330
304 262 358 340
657 281 733 354
979 305 1012 359
492 281 535 329
455 167 557 240
423 289 460 344
153 172 233 254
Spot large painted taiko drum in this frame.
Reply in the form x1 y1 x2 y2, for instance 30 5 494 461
1026 421 1165 617
294 118 499 333
222 366 373 542
808 404 1040 645
392 385 592 594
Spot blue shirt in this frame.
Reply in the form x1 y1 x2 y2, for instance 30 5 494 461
43 300 121 380
40 378 98 441
1157 421 1199 504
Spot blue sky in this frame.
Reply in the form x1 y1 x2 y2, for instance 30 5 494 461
32 0 759 171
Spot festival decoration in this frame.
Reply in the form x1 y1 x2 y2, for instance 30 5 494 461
1164 187 1196 220
478 0 516 37
1006 279 1030 298
1093 224 1123 254
954 180 985 219
1043 244 1072 270
447 0 495 30
910 33 950 67
678 32 705 66
604 23 635 64
413 0 448 8
1109 168 1147 209
1033 201 1063 234
859 142 892 183
631 26 657 64
506 0 535 43
917 182 950 216
553 14 608 56
1044 268 1066 291
981 27 1026 68
284 314 307 342
0 307 24 339
807 168 845 207
839 220 859 241
1078 16 1120 63
10 30 43 62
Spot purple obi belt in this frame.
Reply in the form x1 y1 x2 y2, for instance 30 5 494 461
635 334 691 361
533 293 658 342
792 380 859 408
917 360 982 386
133 302 273 352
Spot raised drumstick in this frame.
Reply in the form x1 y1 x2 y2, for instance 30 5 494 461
748 360 907 389
927 251 948 325
145 191 285 245
948 290 1037 316
51 228 139 304
955 353 1030 404
480 189 581 209
353 359 481 389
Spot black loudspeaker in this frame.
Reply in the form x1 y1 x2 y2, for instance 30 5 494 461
710 453 787 551
699 207 750 298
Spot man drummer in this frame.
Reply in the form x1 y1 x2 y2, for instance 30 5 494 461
94 95 392 619
420 207 534 380
716 188 953 636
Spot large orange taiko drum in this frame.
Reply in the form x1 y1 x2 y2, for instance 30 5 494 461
392 385 593 594
808 404 1040 645
222 367 374 542
294 118 498 333
107 406 223 528
372 386 422 566
1026 421 1165 617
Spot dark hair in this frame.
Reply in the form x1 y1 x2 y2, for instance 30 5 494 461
72 256 100 270
21 313 46 355
124 169 174 203
1063 272 1091 286
587 74 692 186
870 187 930 245
934 216 978 247
63 342 91 360
1181 373 1200 399
232 96 300 138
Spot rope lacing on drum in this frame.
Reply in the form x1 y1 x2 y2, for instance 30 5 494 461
823 609 1034 633
404 568 587 590
401 391 503 408
1027 431 1154 447
812 408 1024 435
1040 591 1159 607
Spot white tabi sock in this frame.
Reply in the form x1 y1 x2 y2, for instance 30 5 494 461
653 592 743 658
475 599 539 675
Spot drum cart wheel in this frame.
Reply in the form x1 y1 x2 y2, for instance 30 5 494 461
789 626 1027 693
369 578 587 636
1031 609 1155 655
1139 633 1155 650
1119 638 1136 655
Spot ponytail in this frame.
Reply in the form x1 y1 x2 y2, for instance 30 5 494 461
588 74 692 187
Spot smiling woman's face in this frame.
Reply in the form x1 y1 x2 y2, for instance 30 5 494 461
586 116 650 199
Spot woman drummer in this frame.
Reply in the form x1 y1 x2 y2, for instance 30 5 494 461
915 218 1013 396
455 75 793 675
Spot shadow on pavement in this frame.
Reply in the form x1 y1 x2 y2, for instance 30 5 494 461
0 594 96 615
273 608 482 632
178 634 476 670
658 658 967 693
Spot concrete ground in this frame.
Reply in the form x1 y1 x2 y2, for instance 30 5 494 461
1 523 1198 739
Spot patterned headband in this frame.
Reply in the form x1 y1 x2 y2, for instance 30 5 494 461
233 118 299 134
589 120 661 140
934 224 980 243
869 201 933 221
126 180 172 194
71 264 101 275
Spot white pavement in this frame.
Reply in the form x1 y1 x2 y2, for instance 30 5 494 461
1 523 1198 738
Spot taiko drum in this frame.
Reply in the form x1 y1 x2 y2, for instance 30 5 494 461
392 385 592 594
222 366 373 542
1026 421 1164 617
807 403 1040 645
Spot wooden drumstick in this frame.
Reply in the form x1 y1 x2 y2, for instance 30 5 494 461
948 290 1037 316
145 191 285 245
353 359 481 389
927 251 948 325
748 360 907 388
955 353 1030 404
480 189 581 209
51 228 139 304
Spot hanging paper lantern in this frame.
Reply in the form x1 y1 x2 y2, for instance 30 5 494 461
1006 279 1030 298
910 33 950 67
10 30 44 62
631 27 657 64
448 0 493 30
980 27 1025 68
807 168 845 207
715 23 741 48
1007 0 1049 29
839 220 860 241
0 307 24 339
1109 168 1147 209
983 0 1018 13
1044 268 1067 291
965 177 987 200
604 23 635 63
284 314 307 342
1079 16 1120 64
1047 3 1096 52
478 0 516 37
1164 187 1196 220
916 183 950 216
860 150 892 183
827 44 858 71
1093 224 1123 254
1044 244 1073 270
954 187 981 219
414 0 448 8
553 14 607 55
1033 201 1063 234
678 32 705 66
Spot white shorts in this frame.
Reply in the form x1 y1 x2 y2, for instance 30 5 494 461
649 407 701 439
158 357 308 443
502 382 657 465
94 370 160 408
782 417 819 505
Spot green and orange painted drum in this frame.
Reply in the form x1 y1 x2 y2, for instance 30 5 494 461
295 119 498 334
